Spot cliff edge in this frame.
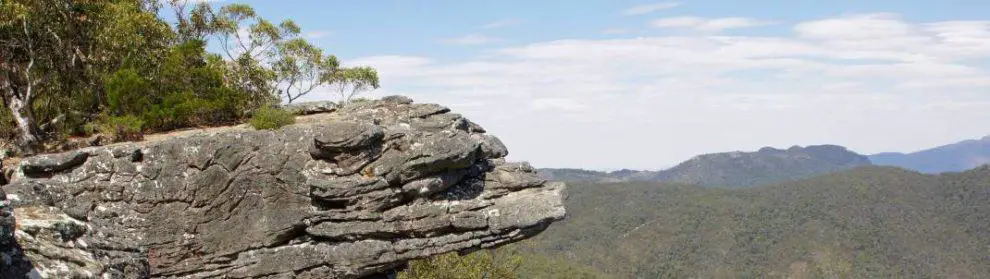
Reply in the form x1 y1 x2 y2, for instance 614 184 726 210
0 96 566 278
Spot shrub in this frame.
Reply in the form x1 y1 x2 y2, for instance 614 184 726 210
0 107 14 141
103 41 257 134
400 250 522 279
105 68 152 117
249 107 295 130
97 115 145 142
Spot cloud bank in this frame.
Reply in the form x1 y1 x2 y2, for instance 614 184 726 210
307 13 990 170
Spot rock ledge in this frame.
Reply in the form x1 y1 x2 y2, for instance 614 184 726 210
0 97 565 278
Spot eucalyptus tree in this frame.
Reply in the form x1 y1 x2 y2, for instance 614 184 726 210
211 4 361 104
168 0 219 43
0 0 170 152
0 0 379 152
326 67 381 104
211 4 292 106
273 38 341 103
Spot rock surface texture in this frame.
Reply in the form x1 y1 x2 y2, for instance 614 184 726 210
282 100 338 115
0 97 566 278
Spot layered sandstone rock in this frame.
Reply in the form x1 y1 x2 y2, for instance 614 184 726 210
0 97 566 278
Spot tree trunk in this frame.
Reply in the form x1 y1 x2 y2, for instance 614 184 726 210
7 97 40 154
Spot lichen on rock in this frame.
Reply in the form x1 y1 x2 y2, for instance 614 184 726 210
0 96 566 279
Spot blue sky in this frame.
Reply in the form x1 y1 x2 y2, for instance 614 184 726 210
238 0 990 59
205 1 990 170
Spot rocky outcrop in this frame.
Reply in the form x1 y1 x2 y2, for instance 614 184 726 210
282 100 338 115
0 97 566 278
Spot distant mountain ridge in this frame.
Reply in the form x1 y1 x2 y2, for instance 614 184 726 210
653 144 871 187
540 144 871 188
869 136 990 174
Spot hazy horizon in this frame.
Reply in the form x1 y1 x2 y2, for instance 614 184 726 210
230 0 990 169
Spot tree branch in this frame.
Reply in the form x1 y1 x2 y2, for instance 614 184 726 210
22 20 35 101
220 36 237 61
234 27 252 56
0 66 11 94
283 75 297 102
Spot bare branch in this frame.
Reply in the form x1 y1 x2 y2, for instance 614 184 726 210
252 41 275 60
172 0 188 21
45 26 62 46
220 36 237 61
234 27 251 55
283 76 296 101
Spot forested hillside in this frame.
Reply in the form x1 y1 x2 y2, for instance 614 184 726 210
398 248 608 279
520 166 990 278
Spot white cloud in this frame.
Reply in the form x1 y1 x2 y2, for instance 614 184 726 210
442 34 502 45
530 98 588 112
652 16 774 31
794 13 912 40
348 55 432 74
623 2 682 16
342 14 990 169
483 19 521 29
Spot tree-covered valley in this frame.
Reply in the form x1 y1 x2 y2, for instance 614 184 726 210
419 165 990 278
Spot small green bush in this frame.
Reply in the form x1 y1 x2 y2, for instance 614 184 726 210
249 107 295 130
400 250 521 279
97 115 145 142
105 68 151 117
0 107 14 141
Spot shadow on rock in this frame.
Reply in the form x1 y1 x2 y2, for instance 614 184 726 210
1 197 38 279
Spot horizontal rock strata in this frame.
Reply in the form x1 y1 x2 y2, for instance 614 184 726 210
0 97 566 278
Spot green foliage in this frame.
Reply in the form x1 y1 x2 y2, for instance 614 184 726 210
400 250 520 279
169 0 220 42
0 104 14 141
146 40 248 129
327 66 381 104
104 40 250 132
273 38 340 103
95 115 145 143
106 68 152 117
508 244 610 279
212 3 376 104
522 167 990 278
1 0 174 150
399 247 609 279
249 107 295 130
1 0 376 151
214 3 293 103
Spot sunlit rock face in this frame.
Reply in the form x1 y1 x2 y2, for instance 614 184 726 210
0 97 566 279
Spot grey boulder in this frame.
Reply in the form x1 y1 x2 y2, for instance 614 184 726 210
283 100 338 115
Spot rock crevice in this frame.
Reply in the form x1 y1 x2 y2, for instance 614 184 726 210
0 97 566 279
